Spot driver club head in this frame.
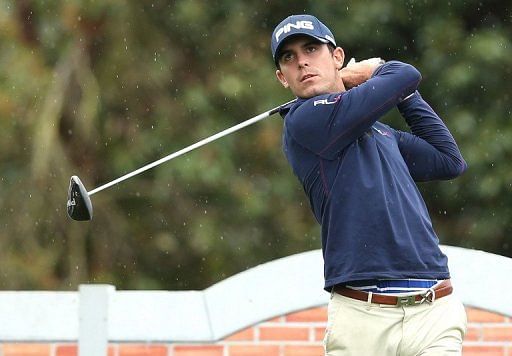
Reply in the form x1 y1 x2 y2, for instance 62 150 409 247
67 175 93 221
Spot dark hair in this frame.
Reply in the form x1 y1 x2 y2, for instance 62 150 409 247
276 43 336 70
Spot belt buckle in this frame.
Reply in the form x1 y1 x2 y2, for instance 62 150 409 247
396 295 418 306
420 288 436 304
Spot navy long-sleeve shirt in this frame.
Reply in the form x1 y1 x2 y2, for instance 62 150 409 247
281 61 467 291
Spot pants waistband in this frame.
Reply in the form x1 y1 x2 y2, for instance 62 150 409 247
333 279 453 306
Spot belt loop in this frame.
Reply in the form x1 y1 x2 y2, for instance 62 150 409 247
367 291 373 304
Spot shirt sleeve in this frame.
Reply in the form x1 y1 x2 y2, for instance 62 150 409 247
285 61 421 160
394 91 468 181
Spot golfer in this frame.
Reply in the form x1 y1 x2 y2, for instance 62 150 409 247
271 14 467 355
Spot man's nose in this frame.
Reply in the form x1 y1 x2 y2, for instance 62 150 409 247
297 53 309 68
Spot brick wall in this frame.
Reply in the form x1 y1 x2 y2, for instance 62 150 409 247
1 306 510 356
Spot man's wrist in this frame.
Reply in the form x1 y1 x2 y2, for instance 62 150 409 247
397 91 420 112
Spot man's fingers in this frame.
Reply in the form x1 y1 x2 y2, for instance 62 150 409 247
345 57 385 70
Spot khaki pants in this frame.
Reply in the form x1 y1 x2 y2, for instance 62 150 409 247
324 292 467 355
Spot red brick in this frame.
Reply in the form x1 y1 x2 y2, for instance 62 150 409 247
482 326 512 341
229 345 280 356
464 326 481 341
284 345 325 356
315 327 326 341
259 326 310 341
55 344 116 356
3 343 51 356
119 344 167 356
466 307 506 323
224 327 254 341
56 345 77 356
173 345 224 356
462 345 505 356
286 307 327 323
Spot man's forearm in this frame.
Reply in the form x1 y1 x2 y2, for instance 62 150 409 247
397 91 467 179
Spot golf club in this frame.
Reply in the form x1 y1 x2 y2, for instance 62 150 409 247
66 99 296 221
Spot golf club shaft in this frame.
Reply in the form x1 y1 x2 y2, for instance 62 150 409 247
88 99 296 196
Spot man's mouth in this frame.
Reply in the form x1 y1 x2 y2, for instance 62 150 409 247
301 74 317 82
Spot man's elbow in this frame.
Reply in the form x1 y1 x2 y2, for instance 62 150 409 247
402 63 421 80
457 159 468 177
402 64 422 96
445 158 468 179
385 61 422 98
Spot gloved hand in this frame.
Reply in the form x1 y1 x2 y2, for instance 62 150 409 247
340 57 385 89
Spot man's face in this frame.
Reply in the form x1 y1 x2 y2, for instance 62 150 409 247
275 35 345 98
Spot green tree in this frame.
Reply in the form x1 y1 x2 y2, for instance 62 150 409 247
0 0 510 290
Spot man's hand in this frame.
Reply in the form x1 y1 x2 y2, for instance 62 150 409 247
340 58 385 89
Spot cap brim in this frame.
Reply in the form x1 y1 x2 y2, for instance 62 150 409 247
67 175 93 221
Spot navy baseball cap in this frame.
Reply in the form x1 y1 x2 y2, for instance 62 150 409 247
271 14 337 65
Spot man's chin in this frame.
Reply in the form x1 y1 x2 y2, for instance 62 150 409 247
296 87 326 99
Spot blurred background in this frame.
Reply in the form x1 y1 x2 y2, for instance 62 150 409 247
0 0 510 291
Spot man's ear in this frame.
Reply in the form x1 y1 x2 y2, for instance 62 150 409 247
333 47 345 70
276 69 289 88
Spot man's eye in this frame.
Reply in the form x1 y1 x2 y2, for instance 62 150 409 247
306 46 317 53
282 53 293 61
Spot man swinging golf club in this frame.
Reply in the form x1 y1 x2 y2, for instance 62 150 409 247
271 14 467 355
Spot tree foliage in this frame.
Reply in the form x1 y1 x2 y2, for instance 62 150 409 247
0 0 510 290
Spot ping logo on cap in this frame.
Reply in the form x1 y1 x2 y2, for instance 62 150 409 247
274 20 314 42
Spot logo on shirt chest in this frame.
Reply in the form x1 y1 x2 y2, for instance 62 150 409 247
313 94 341 106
